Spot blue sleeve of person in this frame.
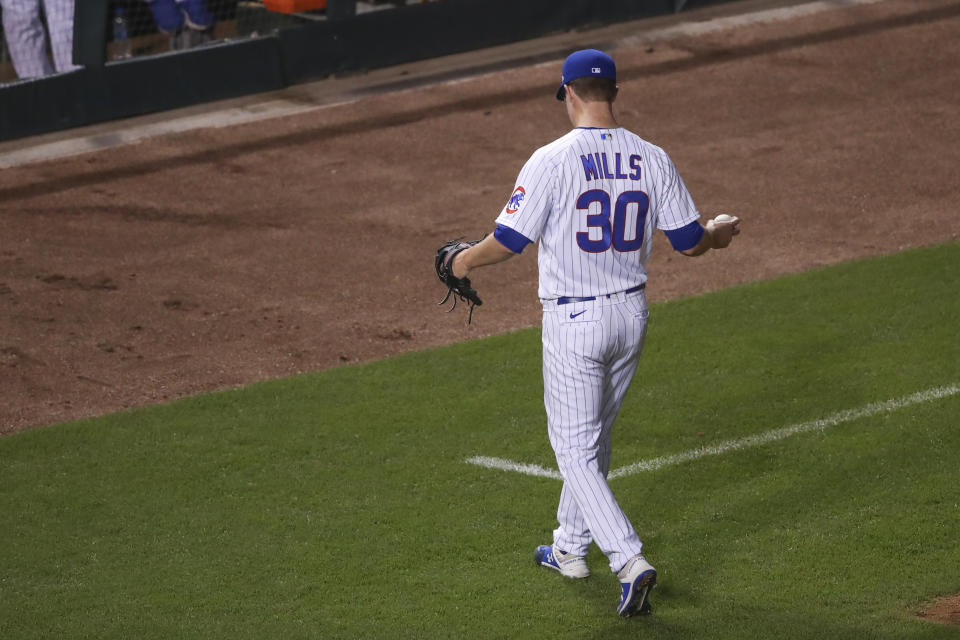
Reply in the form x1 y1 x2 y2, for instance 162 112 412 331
663 220 704 252
494 224 534 254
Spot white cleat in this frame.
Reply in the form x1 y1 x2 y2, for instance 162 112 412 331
616 554 657 617
534 544 590 578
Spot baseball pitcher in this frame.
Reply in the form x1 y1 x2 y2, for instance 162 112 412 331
436 48 740 617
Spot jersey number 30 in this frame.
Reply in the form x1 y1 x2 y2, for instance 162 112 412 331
576 190 649 253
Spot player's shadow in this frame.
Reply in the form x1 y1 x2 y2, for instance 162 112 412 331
1 2 957 206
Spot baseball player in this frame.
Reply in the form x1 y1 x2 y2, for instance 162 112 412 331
447 49 740 617
0 0 80 79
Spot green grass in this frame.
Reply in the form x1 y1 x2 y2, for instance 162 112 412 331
2 242 959 639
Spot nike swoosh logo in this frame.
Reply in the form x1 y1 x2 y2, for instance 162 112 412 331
569 310 587 319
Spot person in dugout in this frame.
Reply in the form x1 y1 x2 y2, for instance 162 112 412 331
145 0 214 49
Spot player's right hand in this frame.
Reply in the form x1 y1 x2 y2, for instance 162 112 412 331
706 215 740 248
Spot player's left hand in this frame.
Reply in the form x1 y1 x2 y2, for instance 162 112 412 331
435 239 483 323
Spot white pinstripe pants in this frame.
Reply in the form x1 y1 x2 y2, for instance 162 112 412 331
1 0 79 79
541 290 648 573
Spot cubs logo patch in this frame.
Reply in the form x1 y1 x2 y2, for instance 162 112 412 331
505 186 526 214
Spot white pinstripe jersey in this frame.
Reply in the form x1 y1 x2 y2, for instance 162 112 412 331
495 127 700 300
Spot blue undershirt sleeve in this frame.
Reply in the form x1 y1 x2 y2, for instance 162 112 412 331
494 224 533 254
663 220 704 252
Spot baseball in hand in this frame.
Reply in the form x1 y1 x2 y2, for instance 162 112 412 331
709 214 740 246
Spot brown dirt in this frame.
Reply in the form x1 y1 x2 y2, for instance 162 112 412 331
919 594 960 626
1 0 959 435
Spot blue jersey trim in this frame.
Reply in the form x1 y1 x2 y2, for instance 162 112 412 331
494 224 533 254
664 220 704 252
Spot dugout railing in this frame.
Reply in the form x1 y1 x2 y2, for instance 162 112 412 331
0 0 726 142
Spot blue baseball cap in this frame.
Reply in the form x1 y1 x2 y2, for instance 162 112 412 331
556 49 617 101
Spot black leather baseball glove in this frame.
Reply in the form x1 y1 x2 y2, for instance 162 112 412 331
435 239 483 323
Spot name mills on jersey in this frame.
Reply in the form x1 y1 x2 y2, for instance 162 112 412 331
580 152 642 182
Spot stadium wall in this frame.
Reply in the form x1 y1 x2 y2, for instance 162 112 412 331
0 0 734 142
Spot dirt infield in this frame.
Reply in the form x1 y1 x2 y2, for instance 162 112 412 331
1 0 958 436
920 594 960 626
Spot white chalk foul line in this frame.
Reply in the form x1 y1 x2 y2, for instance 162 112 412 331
465 384 960 481
464 456 564 481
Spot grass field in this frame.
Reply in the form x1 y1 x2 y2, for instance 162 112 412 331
2 242 959 639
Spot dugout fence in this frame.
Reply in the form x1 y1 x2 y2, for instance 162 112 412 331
0 0 723 142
